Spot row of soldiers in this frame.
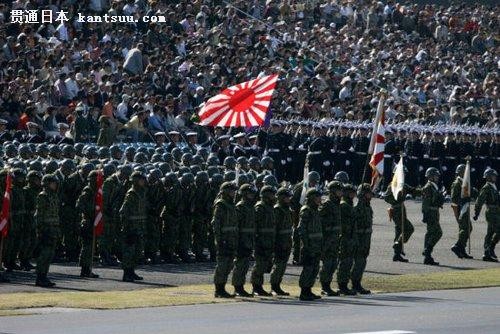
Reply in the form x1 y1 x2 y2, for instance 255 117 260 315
0 141 498 294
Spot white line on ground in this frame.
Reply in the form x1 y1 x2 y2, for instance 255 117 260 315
344 331 416 334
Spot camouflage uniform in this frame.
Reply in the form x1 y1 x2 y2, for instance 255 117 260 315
177 174 195 261
20 171 42 270
298 189 323 301
422 168 445 265
232 184 256 296
192 172 211 261
270 188 293 295
213 182 239 298
474 171 499 261
160 174 182 262
35 175 60 287
250 186 276 296
450 175 473 258
144 173 165 264
319 181 342 295
120 172 148 282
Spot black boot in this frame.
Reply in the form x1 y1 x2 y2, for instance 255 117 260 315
338 282 357 296
483 249 498 262
309 287 321 299
352 281 371 295
131 270 143 281
490 248 497 259
321 282 339 296
252 284 272 297
36 274 55 288
214 284 234 298
461 246 473 259
271 284 290 296
80 267 99 278
451 245 464 259
393 253 409 262
21 260 35 271
122 269 135 282
424 255 440 266
299 288 314 301
234 285 253 297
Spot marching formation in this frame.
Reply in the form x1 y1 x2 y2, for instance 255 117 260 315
0 139 497 300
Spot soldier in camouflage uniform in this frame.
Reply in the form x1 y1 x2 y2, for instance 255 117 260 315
20 171 42 271
207 173 224 261
120 171 148 282
160 172 182 263
212 182 239 298
144 169 164 264
319 181 343 296
422 167 445 265
35 175 60 287
298 188 323 301
101 165 132 265
251 185 276 297
474 168 499 262
450 164 474 259
192 171 211 262
76 170 101 278
232 183 257 297
337 184 358 296
384 168 421 262
3 169 27 272
177 173 196 262
351 184 374 295
270 187 293 296
0 170 7 282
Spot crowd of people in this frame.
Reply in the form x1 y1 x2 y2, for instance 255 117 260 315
0 0 498 298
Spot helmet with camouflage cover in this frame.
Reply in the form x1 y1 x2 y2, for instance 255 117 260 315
192 154 204 166
276 187 292 198
80 162 95 178
44 160 59 174
103 163 117 178
164 172 180 187
425 167 440 179
136 146 148 155
343 183 357 193
334 171 349 184
129 170 147 182
27 170 43 183
263 174 278 188
98 147 110 159
84 146 98 159
207 155 220 167
158 162 171 175
181 153 193 166
210 173 223 188
180 172 195 186
236 156 248 167
155 147 166 155
178 166 191 176
42 174 59 189
162 153 173 164
246 172 255 184
195 171 209 185
147 147 155 158
455 164 466 176
74 143 84 157
36 144 49 158
190 165 202 175
306 188 322 199
125 146 136 160
483 168 498 180
110 145 123 159
357 183 373 197
236 173 248 186
197 147 209 160
239 183 257 195
11 168 27 182
327 180 343 192
223 156 237 170
62 145 76 159
260 185 277 196
18 144 32 159
148 168 163 183
223 170 236 182
248 156 260 170
134 152 148 164
5 144 17 158
133 165 147 174
207 165 220 178
220 181 238 193
171 147 182 162
60 159 76 175
308 171 320 186
151 153 163 163
29 160 43 172
261 156 274 169
118 164 133 179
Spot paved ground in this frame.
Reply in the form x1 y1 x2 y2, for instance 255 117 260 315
1 199 498 294
1 287 499 334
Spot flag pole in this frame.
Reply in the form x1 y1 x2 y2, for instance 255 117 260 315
399 154 405 255
363 90 386 184
465 156 472 256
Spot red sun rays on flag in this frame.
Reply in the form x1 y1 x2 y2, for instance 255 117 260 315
198 74 278 127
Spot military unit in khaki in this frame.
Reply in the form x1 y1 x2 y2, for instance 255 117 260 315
0 141 498 302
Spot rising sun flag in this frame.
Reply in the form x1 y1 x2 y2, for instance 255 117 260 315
198 74 278 127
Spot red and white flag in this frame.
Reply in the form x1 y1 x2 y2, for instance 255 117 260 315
198 74 278 127
93 170 104 237
369 110 385 187
0 173 12 238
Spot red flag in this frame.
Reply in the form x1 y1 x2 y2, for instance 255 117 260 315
0 173 12 238
369 110 385 188
93 171 104 237
198 74 278 127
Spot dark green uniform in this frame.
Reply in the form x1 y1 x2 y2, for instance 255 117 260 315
474 182 500 257
160 177 182 262
351 197 373 287
192 177 211 260
298 194 323 290
450 177 472 251
422 181 444 259
35 177 60 286
178 180 195 261
120 173 147 280
251 191 276 290
232 196 255 288
291 182 305 263
337 196 356 289
270 197 293 288
319 194 341 289
144 179 164 262
213 183 238 297
21 173 42 270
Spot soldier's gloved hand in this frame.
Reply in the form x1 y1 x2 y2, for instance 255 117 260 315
473 214 479 221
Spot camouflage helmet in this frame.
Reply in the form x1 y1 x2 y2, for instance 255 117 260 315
207 155 220 167
162 153 173 164
148 168 163 182
425 167 440 179
164 172 179 186
239 183 257 195
334 171 349 184
110 145 123 158
18 144 32 158
134 152 148 164
223 156 237 169
155 147 166 155
129 170 147 182
308 171 320 184
263 174 278 188
180 172 195 186
5 144 17 157
192 154 204 165
455 164 466 176
261 156 274 168
276 187 293 198
119 164 133 179
246 172 255 183
236 156 248 166
223 170 236 182
136 146 148 155
196 147 209 160
327 180 343 192
36 144 49 156
125 146 136 157
236 173 248 186
248 156 260 169
98 147 110 159
42 174 59 187
11 168 27 179
171 147 182 161
84 146 98 159
207 166 220 178
151 153 163 163
60 159 76 173
49 145 62 157
357 183 373 197
44 160 59 174
181 153 193 165
27 170 43 181
178 166 191 176
80 162 95 176
343 183 357 192
195 171 209 184
103 163 117 178
306 188 322 199
260 185 277 196
220 181 238 192
190 165 202 175
483 168 498 179
74 143 84 156
210 173 224 187
62 145 76 158
29 160 43 172
158 162 171 175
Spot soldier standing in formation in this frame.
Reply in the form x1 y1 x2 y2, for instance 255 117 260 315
337 184 357 296
422 168 445 266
